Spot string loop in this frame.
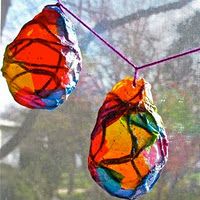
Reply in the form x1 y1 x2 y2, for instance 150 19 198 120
133 69 138 87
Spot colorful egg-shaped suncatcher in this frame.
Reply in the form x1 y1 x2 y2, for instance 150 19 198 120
1 4 82 109
88 78 168 199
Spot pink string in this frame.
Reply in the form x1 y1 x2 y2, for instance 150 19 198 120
139 47 200 70
57 2 138 70
133 69 138 86
57 1 200 85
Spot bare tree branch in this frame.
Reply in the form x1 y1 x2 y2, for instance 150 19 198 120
0 111 38 159
66 1 103 15
80 0 193 50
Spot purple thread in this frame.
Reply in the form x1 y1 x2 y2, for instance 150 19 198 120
57 1 200 82
139 47 200 69
133 69 138 86
57 2 138 69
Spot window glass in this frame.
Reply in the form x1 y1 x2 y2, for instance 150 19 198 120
1 1 199 200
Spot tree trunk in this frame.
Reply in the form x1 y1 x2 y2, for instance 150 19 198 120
68 152 76 194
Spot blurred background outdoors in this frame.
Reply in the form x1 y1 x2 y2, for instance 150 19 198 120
0 0 200 199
